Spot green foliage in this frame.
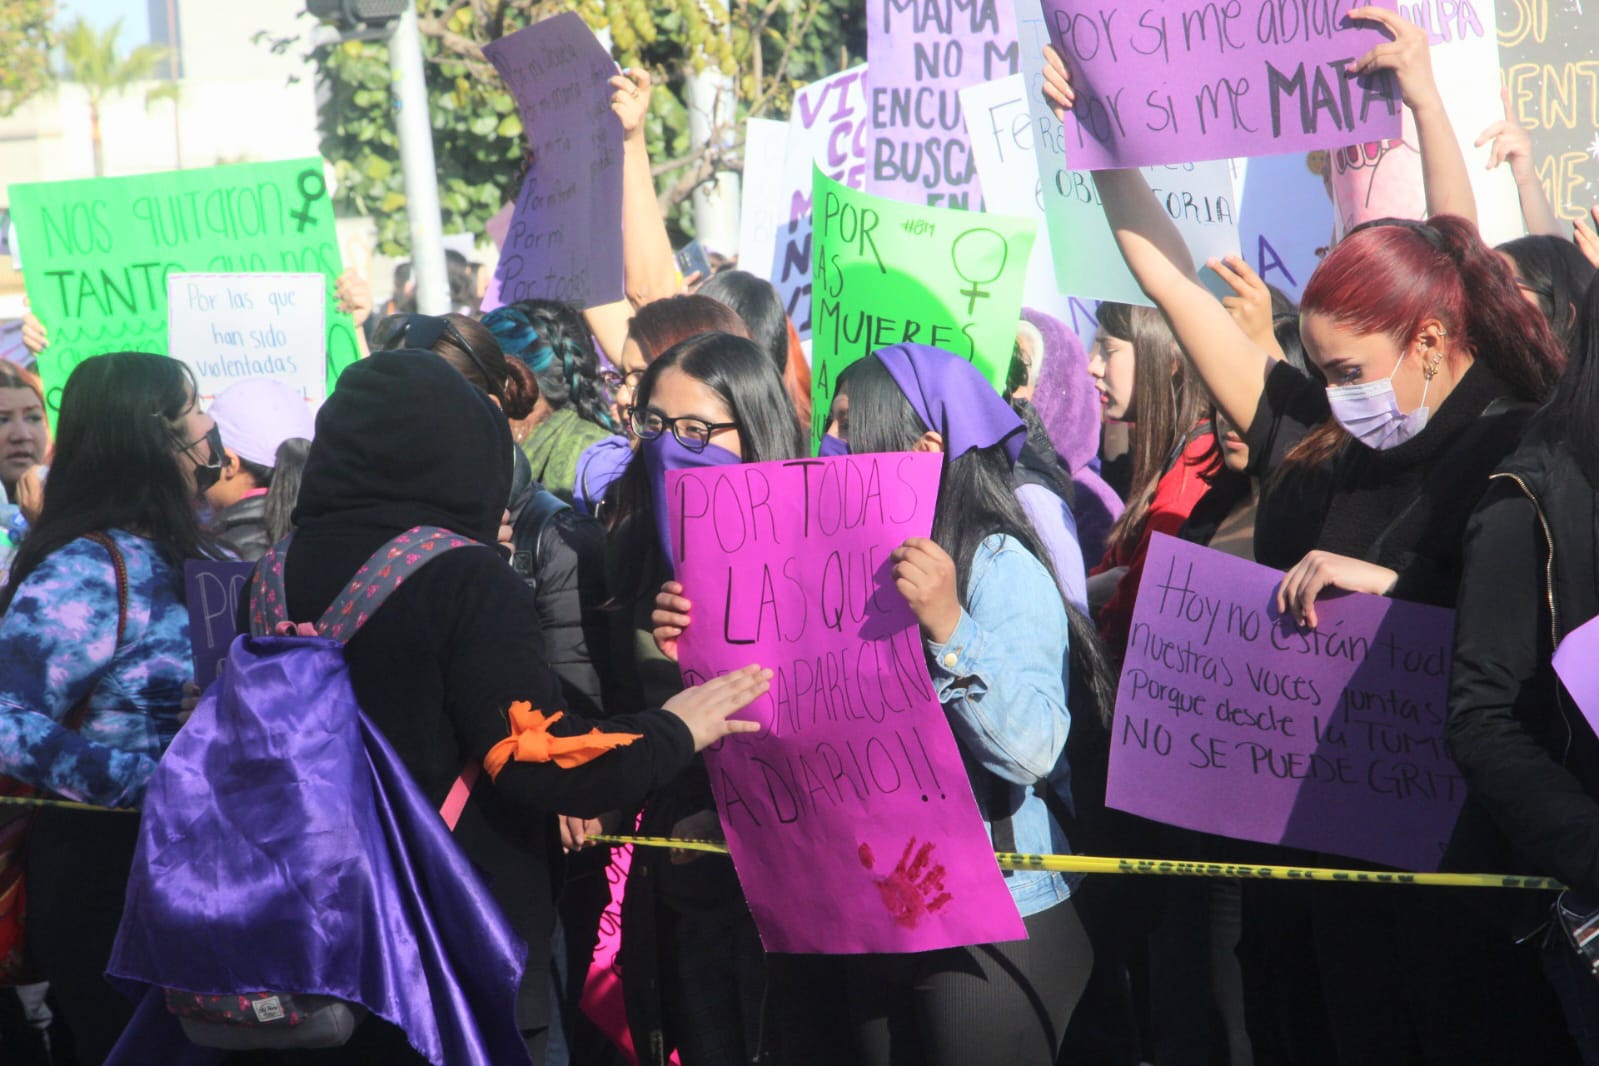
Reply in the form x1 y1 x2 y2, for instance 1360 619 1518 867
60 17 173 103
0 0 56 117
312 0 864 255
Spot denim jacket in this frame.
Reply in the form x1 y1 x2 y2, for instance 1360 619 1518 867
926 534 1074 918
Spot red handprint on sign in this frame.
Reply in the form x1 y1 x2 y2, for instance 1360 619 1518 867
858 837 953 929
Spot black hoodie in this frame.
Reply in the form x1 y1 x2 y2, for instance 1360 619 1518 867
280 352 693 1038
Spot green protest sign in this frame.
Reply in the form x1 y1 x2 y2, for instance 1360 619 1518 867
7 158 356 417
809 166 1036 452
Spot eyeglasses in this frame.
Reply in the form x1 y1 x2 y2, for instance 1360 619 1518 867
630 406 739 452
374 313 504 401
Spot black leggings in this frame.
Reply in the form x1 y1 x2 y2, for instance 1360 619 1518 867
837 901 1093 1066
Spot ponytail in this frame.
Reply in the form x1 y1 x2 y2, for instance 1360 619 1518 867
502 357 540 421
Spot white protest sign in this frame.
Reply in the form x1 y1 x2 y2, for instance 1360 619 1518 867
737 117 790 277
167 273 327 407
1012 0 1242 307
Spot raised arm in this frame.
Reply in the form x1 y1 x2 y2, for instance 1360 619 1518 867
611 69 681 308
1348 7 1476 225
1476 86 1563 236
1042 46 1274 433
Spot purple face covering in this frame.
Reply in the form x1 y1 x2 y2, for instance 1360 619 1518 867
818 434 850 458
872 344 1026 464
644 433 741 566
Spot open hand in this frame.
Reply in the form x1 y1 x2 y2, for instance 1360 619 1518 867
661 664 769 752
651 580 692 662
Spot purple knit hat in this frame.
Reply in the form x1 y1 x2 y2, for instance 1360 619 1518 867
1025 308 1100 475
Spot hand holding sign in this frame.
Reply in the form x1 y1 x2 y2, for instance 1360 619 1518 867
891 537 961 645
1209 254 1281 359
1276 550 1399 630
1346 7 1440 112
609 68 650 143
1041 44 1075 119
651 580 693 662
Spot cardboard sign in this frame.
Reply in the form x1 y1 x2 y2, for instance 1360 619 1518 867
867 0 1020 206
670 453 1025 953
1014 0 1243 305
481 12 625 310
184 560 257 690
1042 0 1403 168
7 159 356 417
809 168 1036 450
1108 535 1463 870
167 273 327 407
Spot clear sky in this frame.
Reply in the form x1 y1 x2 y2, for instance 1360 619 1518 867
57 0 151 43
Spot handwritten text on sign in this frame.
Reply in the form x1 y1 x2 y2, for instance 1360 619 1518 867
670 454 1023 954
6 159 355 418
167 274 327 407
183 560 257 690
482 12 624 310
868 0 1019 206
1042 0 1402 168
1107 535 1461 870
809 168 1035 451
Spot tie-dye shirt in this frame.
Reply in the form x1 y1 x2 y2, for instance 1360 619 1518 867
0 530 191 807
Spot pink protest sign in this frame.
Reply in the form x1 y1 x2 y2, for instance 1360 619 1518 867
1042 0 1402 169
668 453 1025 954
1108 534 1462 870
1554 617 1599 740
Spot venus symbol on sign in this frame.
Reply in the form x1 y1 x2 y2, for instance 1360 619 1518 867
950 229 1008 315
290 170 328 234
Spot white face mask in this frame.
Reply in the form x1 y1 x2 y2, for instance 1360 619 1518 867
1324 350 1433 450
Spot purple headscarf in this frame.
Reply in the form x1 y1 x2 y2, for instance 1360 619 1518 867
873 345 1025 465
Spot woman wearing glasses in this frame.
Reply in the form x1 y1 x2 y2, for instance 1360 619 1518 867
599 331 802 1066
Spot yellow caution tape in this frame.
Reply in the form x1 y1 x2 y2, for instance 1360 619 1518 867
589 834 1565 891
0 794 138 814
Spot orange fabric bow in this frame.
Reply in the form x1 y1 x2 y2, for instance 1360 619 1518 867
483 701 642 780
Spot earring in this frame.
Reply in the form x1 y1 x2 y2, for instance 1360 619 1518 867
1423 353 1444 380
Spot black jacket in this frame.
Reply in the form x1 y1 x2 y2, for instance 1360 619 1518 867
213 494 271 562
507 449 611 719
1447 433 1599 891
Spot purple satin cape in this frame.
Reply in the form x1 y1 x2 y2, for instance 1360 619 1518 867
874 344 1025 464
105 635 529 1065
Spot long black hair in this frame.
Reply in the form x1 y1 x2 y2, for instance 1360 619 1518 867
1499 234 1597 356
607 331 804 602
839 355 1117 721
262 437 311 543
3 353 213 611
1535 274 1599 487
698 271 790 377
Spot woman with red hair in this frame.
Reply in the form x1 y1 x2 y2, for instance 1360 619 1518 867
1043 16 1575 1064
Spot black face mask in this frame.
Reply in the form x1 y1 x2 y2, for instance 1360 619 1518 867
185 425 225 494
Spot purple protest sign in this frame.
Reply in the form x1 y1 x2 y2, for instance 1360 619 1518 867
669 453 1025 954
1042 0 1403 169
183 559 256 689
1108 534 1461 870
482 13 624 310
867 0 1019 207
1553 617 1599 740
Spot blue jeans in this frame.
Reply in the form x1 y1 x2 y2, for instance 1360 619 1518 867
1544 923 1599 1066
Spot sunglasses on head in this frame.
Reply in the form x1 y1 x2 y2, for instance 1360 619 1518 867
375 313 504 401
